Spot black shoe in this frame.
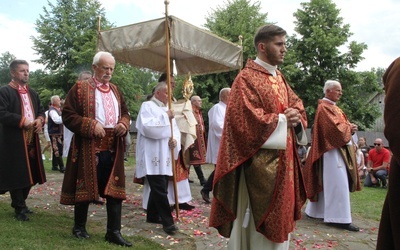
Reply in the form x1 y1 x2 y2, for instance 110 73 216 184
146 216 162 224
306 214 323 221
124 158 128 162
23 207 33 214
16 213 29 221
59 167 65 173
92 199 104 205
328 223 360 232
52 167 59 171
382 185 388 189
200 190 210 204
163 224 179 235
188 179 194 183
105 231 132 247
178 202 195 210
72 226 90 239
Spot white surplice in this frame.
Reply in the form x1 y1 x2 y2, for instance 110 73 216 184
205 101 226 164
305 147 352 223
135 100 181 179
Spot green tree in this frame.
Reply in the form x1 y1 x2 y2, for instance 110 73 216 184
0 52 16 86
32 0 109 94
31 0 151 117
195 0 266 104
282 0 381 129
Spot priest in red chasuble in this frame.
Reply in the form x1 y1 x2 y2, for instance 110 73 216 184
209 24 307 249
303 80 361 233
188 95 207 186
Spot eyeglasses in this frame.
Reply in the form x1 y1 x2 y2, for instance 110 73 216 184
374 143 381 146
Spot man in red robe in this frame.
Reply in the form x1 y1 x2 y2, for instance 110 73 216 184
60 52 131 247
0 59 46 221
188 95 207 186
209 24 307 249
303 80 361 232
377 56 400 250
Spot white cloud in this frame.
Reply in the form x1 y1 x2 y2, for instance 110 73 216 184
0 15 44 71
2 0 400 72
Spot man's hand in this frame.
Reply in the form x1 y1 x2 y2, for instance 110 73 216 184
23 119 34 129
168 138 177 149
166 109 175 120
284 108 301 128
114 123 127 137
350 123 358 134
32 119 43 133
93 122 105 138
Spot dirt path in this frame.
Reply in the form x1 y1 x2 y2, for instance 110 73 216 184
2 164 379 249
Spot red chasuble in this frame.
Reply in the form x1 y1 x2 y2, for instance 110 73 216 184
209 59 307 243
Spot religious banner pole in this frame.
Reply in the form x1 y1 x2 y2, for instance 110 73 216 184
164 0 180 219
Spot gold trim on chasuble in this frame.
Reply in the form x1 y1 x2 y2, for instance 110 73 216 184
268 74 288 112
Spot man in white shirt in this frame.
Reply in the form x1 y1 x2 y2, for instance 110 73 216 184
200 88 230 203
48 95 65 172
135 81 181 235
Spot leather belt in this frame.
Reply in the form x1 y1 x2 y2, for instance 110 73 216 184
94 128 115 151
25 127 34 145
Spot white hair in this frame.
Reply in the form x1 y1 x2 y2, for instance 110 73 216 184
219 87 231 101
323 80 341 94
50 95 60 104
92 51 115 66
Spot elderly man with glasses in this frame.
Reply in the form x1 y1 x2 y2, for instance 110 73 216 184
364 138 391 188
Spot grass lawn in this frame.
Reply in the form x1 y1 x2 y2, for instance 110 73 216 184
351 179 387 222
0 155 162 250
0 202 164 250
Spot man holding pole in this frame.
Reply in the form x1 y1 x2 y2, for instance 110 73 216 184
135 81 181 235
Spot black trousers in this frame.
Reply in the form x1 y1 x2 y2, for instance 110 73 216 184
146 175 174 227
10 144 37 214
10 186 31 214
50 135 64 168
97 151 114 197
202 165 216 193
74 151 123 231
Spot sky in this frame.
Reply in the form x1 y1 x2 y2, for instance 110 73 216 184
1 0 399 72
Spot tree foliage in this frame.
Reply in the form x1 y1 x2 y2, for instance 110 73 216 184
194 0 267 105
282 0 381 129
32 0 108 93
0 52 16 86
30 0 151 117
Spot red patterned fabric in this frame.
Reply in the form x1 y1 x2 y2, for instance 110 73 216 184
303 99 361 202
209 59 307 243
9 81 34 121
189 106 207 165
96 81 117 126
174 153 189 182
60 78 130 205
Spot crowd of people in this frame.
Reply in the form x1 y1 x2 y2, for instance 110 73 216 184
0 24 398 250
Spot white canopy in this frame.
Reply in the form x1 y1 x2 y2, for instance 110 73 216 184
97 15 243 75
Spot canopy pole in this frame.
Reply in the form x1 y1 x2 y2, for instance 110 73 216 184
164 0 180 219
97 16 101 32
238 35 243 71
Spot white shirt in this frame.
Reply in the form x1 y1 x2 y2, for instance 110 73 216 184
135 99 181 178
206 101 227 164
49 108 63 124
95 88 119 128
